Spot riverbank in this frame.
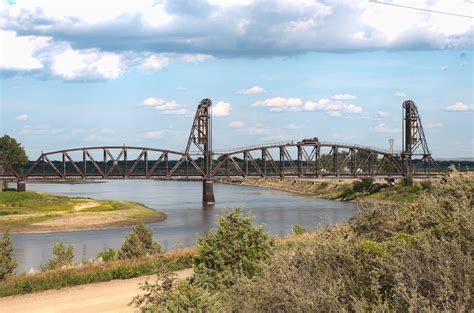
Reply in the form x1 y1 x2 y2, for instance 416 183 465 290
0 191 166 233
217 176 434 203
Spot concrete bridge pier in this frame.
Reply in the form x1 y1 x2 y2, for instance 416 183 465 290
202 180 215 205
17 180 26 192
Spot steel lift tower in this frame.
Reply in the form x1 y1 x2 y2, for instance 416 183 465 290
186 98 215 205
401 100 440 175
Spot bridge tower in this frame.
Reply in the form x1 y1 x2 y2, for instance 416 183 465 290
186 99 215 205
401 100 440 175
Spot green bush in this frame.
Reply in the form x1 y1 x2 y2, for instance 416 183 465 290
352 178 374 193
219 174 473 311
131 271 218 312
368 183 385 194
41 241 74 271
420 180 432 190
193 208 274 290
292 224 307 235
117 223 161 260
0 229 16 279
400 174 413 187
97 248 116 262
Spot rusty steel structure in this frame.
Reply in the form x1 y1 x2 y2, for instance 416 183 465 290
0 99 441 204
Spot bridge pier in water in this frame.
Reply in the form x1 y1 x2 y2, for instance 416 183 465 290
202 180 215 205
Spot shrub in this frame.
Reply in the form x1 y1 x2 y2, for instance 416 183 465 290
118 223 161 260
292 224 307 235
400 174 413 187
420 180 432 191
97 248 116 262
131 270 218 312
220 174 473 311
41 241 74 271
0 229 16 279
352 178 374 193
368 183 385 194
447 164 457 172
193 208 274 290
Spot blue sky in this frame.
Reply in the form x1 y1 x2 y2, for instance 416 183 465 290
0 0 473 158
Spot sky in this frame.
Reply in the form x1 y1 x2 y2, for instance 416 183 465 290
0 0 473 159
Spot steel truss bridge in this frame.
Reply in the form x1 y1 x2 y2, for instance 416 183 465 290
0 99 441 204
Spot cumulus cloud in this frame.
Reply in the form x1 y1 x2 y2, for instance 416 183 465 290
251 97 302 112
212 101 232 117
51 48 123 80
332 94 356 100
15 114 29 121
139 55 170 71
377 111 388 118
0 30 47 71
229 120 244 128
237 86 265 94
303 98 363 115
394 92 407 97
140 97 189 115
446 101 474 111
1 0 471 65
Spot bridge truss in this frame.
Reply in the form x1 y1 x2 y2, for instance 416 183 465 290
0 99 441 203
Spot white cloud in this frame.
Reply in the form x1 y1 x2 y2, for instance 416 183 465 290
446 101 474 111
286 123 300 129
140 97 189 115
15 114 29 121
303 99 362 114
212 101 232 117
374 123 395 133
394 92 407 97
0 30 47 71
332 94 356 100
239 126 272 136
139 55 170 71
326 111 342 118
143 130 166 139
237 86 265 95
51 48 123 80
377 111 388 118
345 104 363 113
252 97 302 112
439 65 448 71
179 54 213 63
229 120 244 128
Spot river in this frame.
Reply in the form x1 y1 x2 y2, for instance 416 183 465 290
10 180 357 272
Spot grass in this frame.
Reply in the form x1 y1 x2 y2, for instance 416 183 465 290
0 191 166 233
0 248 195 297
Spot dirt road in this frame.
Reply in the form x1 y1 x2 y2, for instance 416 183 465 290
0 268 193 313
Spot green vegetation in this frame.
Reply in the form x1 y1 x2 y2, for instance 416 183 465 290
292 224 307 235
0 229 16 279
41 241 74 271
132 208 275 311
0 135 28 170
0 249 195 297
0 222 190 297
118 223 162 259
0 191 166 233
242 176 437 203
133 174 472 312
192 208 274 290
